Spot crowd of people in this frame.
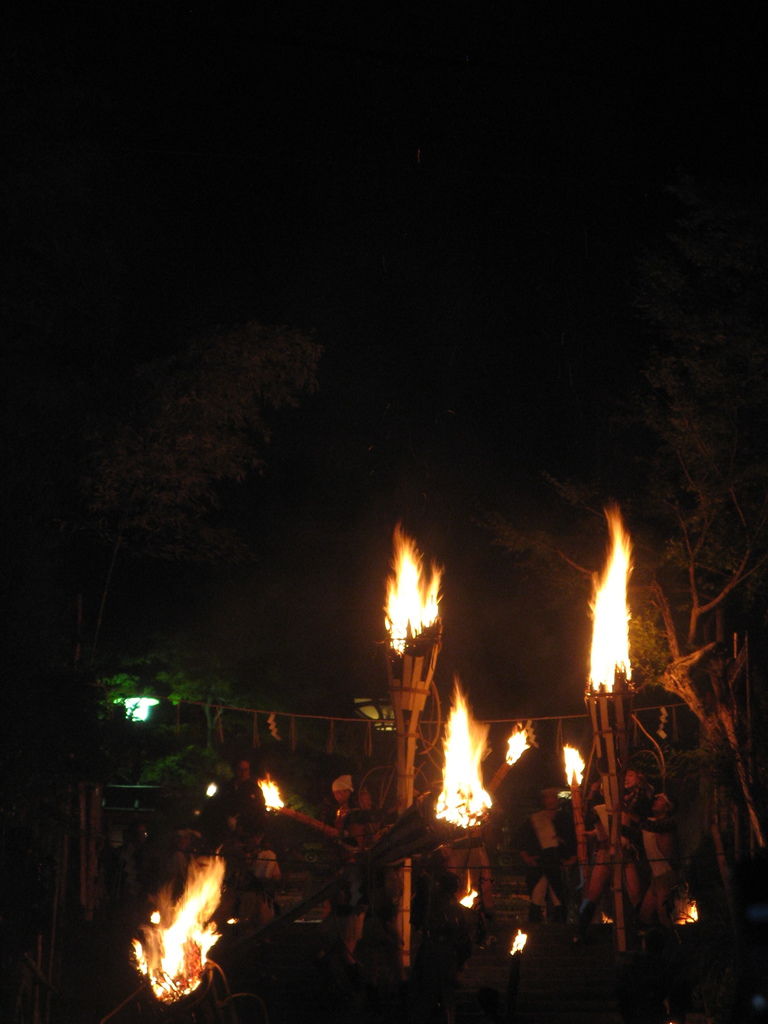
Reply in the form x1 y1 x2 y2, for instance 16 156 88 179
103 759 685 1021
513 769 681 943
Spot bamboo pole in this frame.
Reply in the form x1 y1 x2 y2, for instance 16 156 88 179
586 677 631 952
569 777 589 891
385 622 441 971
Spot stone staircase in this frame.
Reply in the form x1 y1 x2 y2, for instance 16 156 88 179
456 919 623 1023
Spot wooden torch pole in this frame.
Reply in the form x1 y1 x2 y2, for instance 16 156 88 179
385 623 441 972
586 674 631 952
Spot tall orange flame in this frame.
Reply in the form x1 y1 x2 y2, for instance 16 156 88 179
435 682 492 828
258 775 284 810
563 745 585 787
385 525 441 655
132 857 224 1003
589 507 632 692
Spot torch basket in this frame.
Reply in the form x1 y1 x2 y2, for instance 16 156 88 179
99 964 237 1024
366 790 465 869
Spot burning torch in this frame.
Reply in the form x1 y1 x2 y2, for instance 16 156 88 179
585 506 634 951
487 724 531 795
563 744 588 889
258 775 344 842
382 525 442 968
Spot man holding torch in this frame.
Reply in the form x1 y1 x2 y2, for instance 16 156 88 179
516 787 576 923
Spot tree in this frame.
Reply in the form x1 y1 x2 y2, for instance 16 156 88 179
631 183 768 847
82 321 321 660
491 183 768 847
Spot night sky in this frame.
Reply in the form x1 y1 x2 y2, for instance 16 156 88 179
6 5 768 718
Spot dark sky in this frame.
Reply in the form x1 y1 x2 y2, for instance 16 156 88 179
7 5 768 716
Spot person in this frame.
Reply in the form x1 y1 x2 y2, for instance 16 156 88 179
164 826 201 901
113 820 154 921
239 829 282 930
409 847 472 1024
344 784 391 852
638 792 678 929
516 787 575 923
324 774 357 834
444 833 496 947
576 770 650 941
220 757 267 840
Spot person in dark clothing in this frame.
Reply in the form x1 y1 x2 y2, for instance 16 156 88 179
409 848 472 1024
516 787 576 923
220 758 267 838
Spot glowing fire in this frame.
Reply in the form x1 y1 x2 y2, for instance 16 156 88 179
385 524 441 655
563 745 585 787
589 507 633 692
133 857 224 1003
674 896 699 925
459 870 478 908
435 682 492 829
258 775 284 810
505 726 530 765
510 929 527 955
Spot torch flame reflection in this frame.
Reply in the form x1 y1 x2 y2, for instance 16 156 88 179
385 525 441 655
563 745 585 787
435 682 492 829
133 857 224 1003
589 507 632 692
258 775 284 810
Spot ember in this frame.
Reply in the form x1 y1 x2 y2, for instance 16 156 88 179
435 681 492 829
132 856 224 1004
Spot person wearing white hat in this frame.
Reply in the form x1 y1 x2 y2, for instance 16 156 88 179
329 774 355 832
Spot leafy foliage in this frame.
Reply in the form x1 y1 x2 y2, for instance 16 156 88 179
85 321 321 561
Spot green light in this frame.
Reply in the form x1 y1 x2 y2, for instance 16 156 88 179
117 696 160 722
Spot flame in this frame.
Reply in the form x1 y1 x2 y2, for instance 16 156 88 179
435 682 492 829
133 857 224 1003
589 507 632 692
459 870 478 908
385 525 441 655
563 745 585 787
258 775 284 810
674 896 699 925
505 726 530 765
510 929 527 955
